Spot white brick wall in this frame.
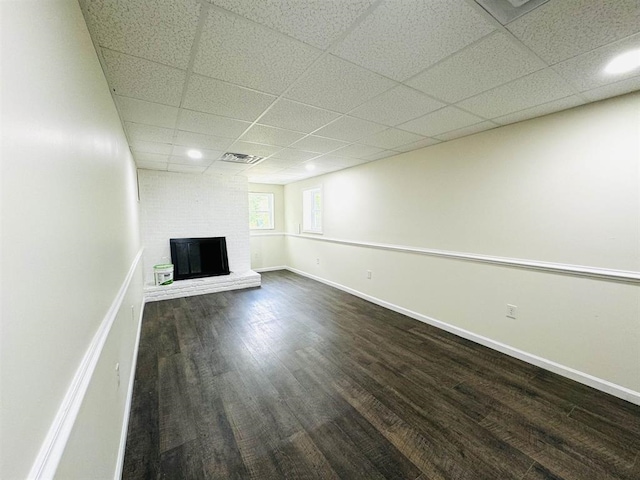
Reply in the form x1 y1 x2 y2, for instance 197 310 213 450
144 270 261 302
138 170 251 285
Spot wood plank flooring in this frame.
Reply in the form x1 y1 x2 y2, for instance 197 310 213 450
123 270 640 479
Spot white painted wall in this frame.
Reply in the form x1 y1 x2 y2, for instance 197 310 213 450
55 260 143 479
1 1 143 478
249 183 286 270
283 94 640 395
138 170 252 285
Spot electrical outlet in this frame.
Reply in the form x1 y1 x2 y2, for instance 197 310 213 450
316 258 320 265
367 270 372 279
115 363 120 388
506 304 517 319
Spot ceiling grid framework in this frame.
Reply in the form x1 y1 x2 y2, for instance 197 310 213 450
79 0 640 184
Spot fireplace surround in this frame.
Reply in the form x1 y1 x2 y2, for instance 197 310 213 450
138 170 260 301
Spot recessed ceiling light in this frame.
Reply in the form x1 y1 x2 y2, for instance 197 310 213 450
474 0 550 25
187 149 202 159
305 164 315 171
604 49 640 75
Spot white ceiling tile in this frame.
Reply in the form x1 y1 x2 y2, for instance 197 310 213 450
245 174 275 183
313 116 387 142
193 9 320 95
84 0 200 69
333 143 385 159
168 164 208 174
394 137 441 153
171 146 224 161
350 85 445 126
247 173 298 185
258 99 340 132
130 140 173 155
208 0 377 49
433 121 499 142
362 150 398 161
553 33 640 92
256 159 300 171
131 151 170 163
279 165 320 177
284 55 396 113
279 177 309 185
475 0 553 25
125 122 174 143
183 74 276 121
102 49 186 106
398 107 484 137
359 128 424 150
244 164 286 175
312 154 360 167
492 95 586 125
301 160 342 174
456 69 577 119
290 135 350 154
177 110 250 138
269 148 319 162
115 96 179 129
406 32 546 103
174 130 234 151
228 141 282 158
333 0 495 81
82 0 638 178
206 161 250 174
168 155 214 167
136 161 169 171
582 77 640 102
507 0 640 64
317 164 346 175
240 124 306 147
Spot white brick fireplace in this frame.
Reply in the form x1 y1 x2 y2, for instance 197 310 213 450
137 170 260 300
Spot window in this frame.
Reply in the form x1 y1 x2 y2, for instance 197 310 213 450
249 192 274 230
302 187 322 234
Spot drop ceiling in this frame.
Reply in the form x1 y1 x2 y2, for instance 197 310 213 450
79 0 640 184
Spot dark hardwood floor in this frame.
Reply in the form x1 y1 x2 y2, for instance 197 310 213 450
123 270 640 479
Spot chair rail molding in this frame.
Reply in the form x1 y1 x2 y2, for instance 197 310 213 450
28 248 144 480
287 233 640 285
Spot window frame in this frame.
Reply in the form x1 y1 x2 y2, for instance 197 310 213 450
248 191 275 230
302 186 323 234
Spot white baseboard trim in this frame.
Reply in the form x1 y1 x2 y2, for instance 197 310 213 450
28 249 144 480
113 297 146 480
253 266 287 272
285 266 640 406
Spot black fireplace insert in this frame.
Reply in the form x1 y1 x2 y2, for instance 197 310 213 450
170 237 230 281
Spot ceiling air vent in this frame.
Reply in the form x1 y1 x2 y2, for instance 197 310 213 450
220 152 264 165
474 0 550 24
